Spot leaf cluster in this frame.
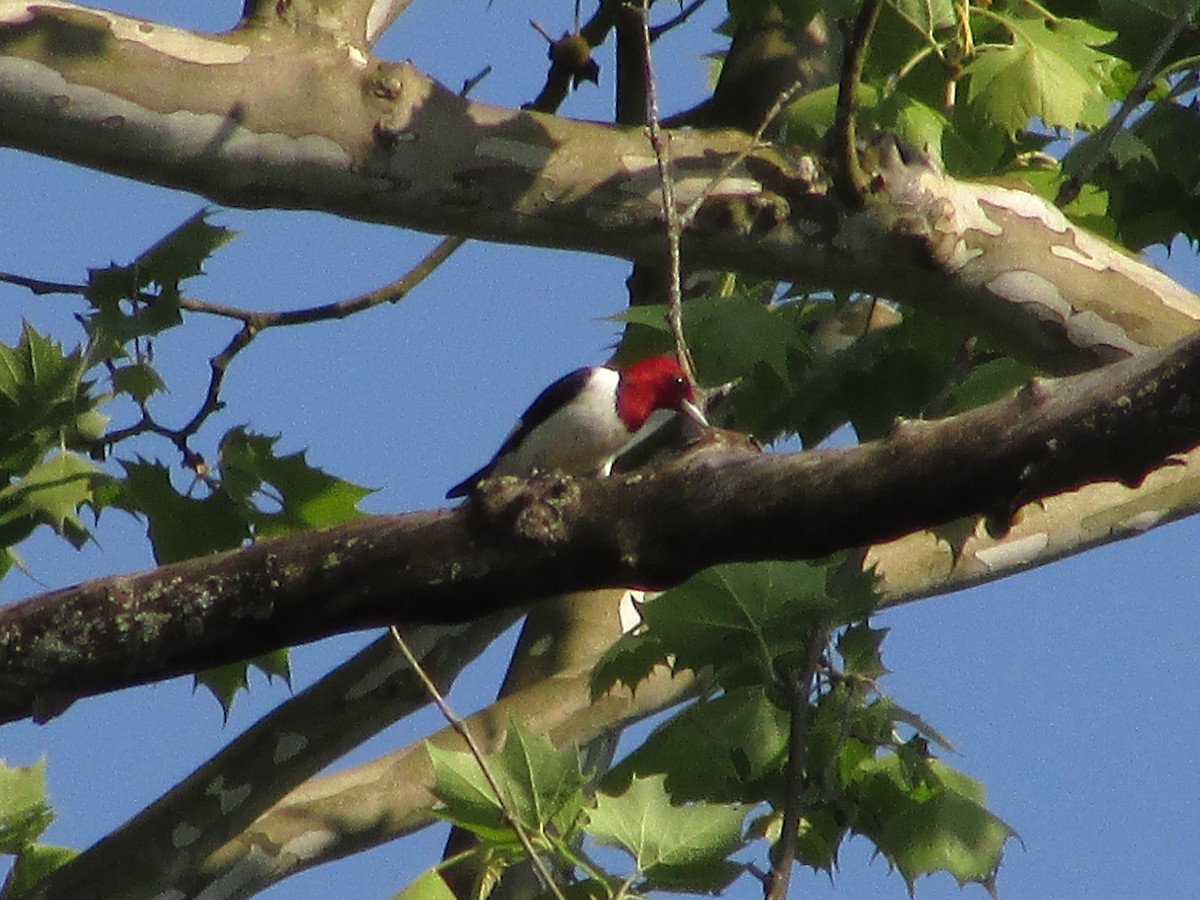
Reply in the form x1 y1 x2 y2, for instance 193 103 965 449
418 555 1013 896
0 215 373 715
775 0 1198 246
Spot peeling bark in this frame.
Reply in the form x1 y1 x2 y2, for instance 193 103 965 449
2 0 1198 374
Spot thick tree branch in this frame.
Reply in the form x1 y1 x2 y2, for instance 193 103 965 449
8 327 1200 723
3 0 1198 372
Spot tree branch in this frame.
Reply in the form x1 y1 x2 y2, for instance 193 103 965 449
9 326 1200 723
4 0 1198 372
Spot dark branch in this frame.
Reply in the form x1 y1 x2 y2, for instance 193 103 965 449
6 327 1200 724
832 0 881 208
766 624 827 900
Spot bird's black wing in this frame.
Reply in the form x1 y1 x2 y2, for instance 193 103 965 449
445 367 593 499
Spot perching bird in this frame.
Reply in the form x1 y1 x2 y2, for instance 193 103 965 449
446 354 707 498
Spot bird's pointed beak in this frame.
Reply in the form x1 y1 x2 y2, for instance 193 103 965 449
681 398 709 428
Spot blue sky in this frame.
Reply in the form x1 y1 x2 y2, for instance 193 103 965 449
3 1 1200 898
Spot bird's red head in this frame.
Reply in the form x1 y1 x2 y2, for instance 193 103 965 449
615 355 698 432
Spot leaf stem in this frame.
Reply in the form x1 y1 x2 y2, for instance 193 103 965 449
637 0 699 396
388 626 569 900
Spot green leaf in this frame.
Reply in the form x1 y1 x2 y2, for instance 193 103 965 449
4 843 78 898
87 210 234 305
587 774 749 892
252 647 292 685
837 622 889 680
1094 100 1200 248
604 686 789 804
0 323 100 478
120 459 249 564
890 0 955 32
781 303 967 444
0 760 53 854
110 361 167 403
194 648 293 718
194 663 248 719
604 558 872 689
85 211 234 356
965 11 1118 135
843 753 1016 892
427 718 586 844
137 209 237 286
218 429 373 536
612 290 805 386
390 868 459 900
0 453 110 548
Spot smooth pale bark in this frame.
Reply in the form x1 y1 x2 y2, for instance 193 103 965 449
2 0 1198 374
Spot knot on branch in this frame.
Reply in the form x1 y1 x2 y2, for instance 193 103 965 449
691 192 790 239
366 61 432 149
467 471 582 545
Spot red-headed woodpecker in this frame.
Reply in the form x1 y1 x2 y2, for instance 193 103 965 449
447 355 707 499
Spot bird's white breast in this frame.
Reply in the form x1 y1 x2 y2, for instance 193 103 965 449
491 367 629 477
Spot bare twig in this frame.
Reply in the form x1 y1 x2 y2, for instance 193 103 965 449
637 0 700 395
648 0 709 41
3 236 463 329
678 79 805 230
765 624 829 900
0 270 80 295
388 626 569 900
1056 2 1198 208
461 65 493 96
4 235 463 466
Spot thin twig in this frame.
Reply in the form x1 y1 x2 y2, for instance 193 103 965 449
637 0 700 395
388 626 569 900
648 0 709 40
678 79 805 230
5 235 464 466
1056 2 1198 208
461 65 493 96
2 237 464 329
0 271 80 295
765 624 828 900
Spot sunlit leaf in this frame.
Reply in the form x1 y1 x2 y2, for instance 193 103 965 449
218 429 373 536
587 774 749 892
427 718 586 844
0 452 110 547
604 686 789 803
842 753 1016 891
965 11 1117 134
0 760 53 854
